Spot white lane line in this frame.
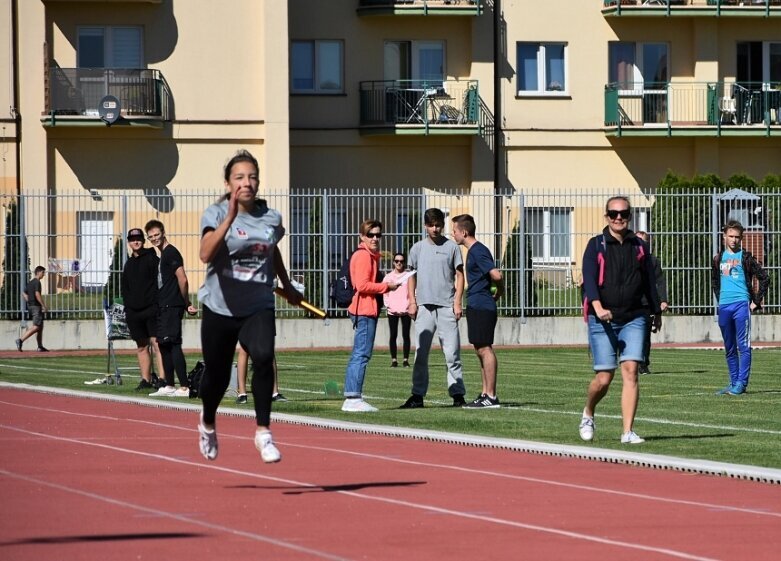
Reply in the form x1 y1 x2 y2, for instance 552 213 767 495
2 397 781 516
0 424 744 561
0 467 352 561
0 425 725 561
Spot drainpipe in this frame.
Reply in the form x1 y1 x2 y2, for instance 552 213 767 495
11 0 21 196
493 0 504 268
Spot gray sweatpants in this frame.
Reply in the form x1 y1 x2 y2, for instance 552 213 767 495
411 304 465 398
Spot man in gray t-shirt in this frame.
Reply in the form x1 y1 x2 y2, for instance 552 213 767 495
399 208 466 408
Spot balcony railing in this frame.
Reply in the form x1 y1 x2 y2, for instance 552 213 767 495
604 81 781 136
603 0 781 17
357 0 482 16
360 79 480 134
45 67 172 124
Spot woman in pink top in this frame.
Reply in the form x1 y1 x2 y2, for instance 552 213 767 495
383 252 412 368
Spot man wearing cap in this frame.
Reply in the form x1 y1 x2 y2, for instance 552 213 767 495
122 228 165 391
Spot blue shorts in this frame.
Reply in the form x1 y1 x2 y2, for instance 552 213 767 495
587 314 646 371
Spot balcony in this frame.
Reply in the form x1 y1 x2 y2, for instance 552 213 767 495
357 0 482 16
604 81 781 136
359 79 482 135
43 67 172 127
602 0 781 17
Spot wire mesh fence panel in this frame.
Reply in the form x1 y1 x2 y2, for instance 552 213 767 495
1 188 778 320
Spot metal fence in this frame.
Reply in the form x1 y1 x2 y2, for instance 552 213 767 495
1 189 779 320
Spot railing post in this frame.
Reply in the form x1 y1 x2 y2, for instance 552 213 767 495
19 193 27 327
322 189 330 314
519 192 526 324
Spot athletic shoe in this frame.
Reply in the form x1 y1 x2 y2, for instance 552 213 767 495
151 376 164 389
727 383 746 396
236 393 248 405
715 385 733 396
403 359 410 368
452 394 467 407
149 386 177 397
135 378 155 392
173 387 190 397
391 360 398 368
463 395 500 409
638 364 650 375
84 377 108 385
37 346 50 352
341 398 378 412
272 393 288 402
198 415 218 461
255 430 281 463
15 338 22 352
621 430 645 444
399 394 424 409
579 414 595 442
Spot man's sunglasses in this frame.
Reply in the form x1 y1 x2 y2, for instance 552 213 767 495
365 232 382 239
393 259 405 263
606 209 631 220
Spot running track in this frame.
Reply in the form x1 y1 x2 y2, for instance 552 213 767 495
1 387 780 561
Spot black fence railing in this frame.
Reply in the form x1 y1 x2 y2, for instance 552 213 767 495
48 67 172 121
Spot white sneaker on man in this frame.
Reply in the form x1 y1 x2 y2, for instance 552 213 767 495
173 387 190 397
149 385 177 397
255 430 281 463
341 398 378 412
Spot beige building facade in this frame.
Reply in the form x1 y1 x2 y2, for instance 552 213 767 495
1 1 779 331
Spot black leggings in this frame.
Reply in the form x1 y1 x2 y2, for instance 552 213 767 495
388 314 411 361
200 306 276 427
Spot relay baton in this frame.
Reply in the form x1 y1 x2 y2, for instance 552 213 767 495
274 287 327 319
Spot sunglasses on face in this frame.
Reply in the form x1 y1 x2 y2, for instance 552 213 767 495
365 232 382 239
606 209 631 220
394 259 405 263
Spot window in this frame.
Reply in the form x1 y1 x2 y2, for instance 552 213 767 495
78 27 143 68
517 42 567 95
384 40 444 85
291 40 343 93
525 208 571 262
608 42 668 90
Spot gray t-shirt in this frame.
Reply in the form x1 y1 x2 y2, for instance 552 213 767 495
408 237 463 307
197 199 284 317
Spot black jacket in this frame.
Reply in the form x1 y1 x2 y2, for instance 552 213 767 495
711 249 770 309
121 248 160 311
582 227 661 323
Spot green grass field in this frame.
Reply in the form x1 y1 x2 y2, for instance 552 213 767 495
1 346 780 469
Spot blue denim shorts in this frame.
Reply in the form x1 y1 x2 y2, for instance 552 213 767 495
587 314 646 371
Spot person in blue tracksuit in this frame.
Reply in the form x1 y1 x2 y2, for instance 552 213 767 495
710 220 770 396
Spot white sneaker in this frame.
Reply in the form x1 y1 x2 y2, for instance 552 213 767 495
621 430 645 444
173 387 190 397
341 398 379 412
149 386 177 397
254 431 281 463
579 414 595 441
198 415 218 461
84 377 108 385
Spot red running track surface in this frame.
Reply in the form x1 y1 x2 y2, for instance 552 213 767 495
1 388 780 561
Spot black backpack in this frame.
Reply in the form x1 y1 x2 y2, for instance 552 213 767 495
329 251 356 308
187 360 206 399
328 249 384 309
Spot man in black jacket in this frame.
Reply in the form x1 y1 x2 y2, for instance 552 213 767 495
579 196 662 445
121 228 164 391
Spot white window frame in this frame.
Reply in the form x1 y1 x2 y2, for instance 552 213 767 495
762 41 781 86
609 41 668 95
384 40 445 84
291 39 344 94
526 208 573 263
516 42 568 97
77 26 144 68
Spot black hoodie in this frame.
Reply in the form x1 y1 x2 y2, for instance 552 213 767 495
121 247 160 311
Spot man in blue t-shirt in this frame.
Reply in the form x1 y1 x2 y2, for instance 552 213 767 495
451 214 504 409
711 220 770 396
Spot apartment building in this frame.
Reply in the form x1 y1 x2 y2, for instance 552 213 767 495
2 0 779 298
